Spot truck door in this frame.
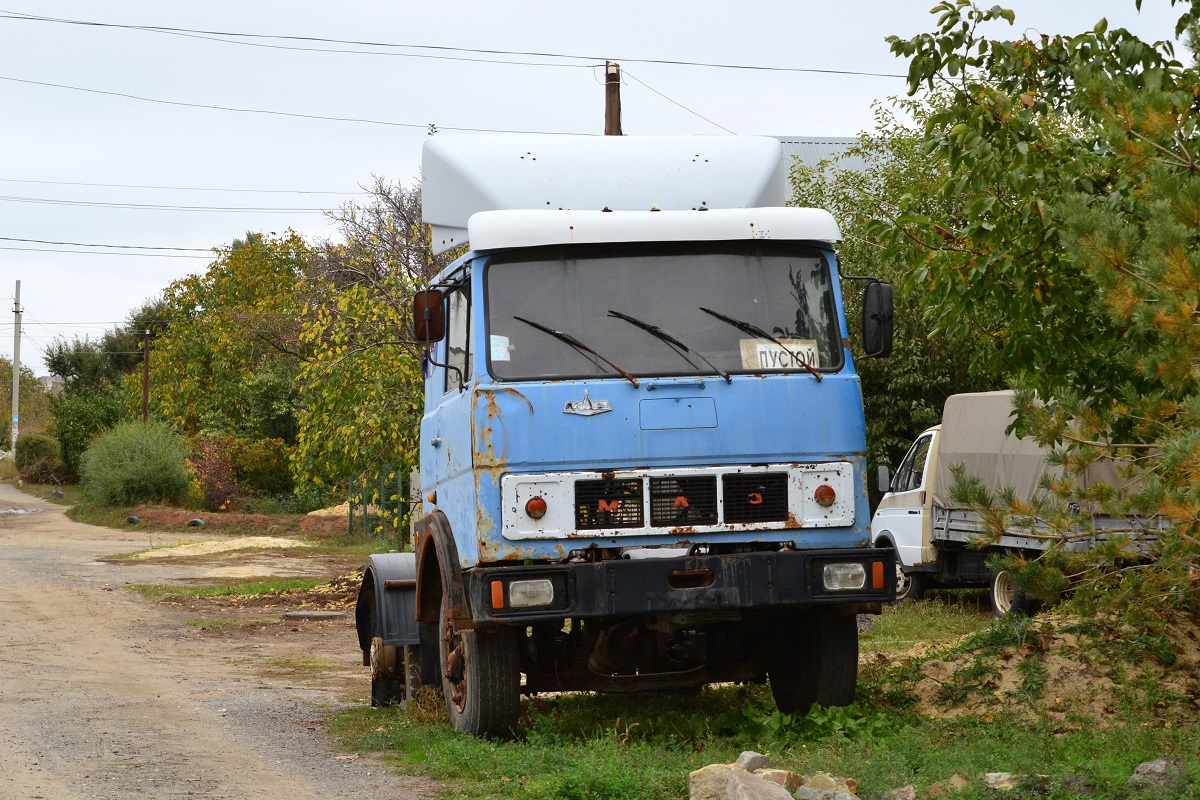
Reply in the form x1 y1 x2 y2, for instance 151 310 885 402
421 281 475 515
873 432 934 569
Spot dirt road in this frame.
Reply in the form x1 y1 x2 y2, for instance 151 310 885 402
0 483 432 800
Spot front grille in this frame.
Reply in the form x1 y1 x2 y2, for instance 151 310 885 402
722 473 789 523
650 476 718 526
575 479 644 529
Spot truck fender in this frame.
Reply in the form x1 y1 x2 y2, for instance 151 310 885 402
355 553 420 663
414 511 468 625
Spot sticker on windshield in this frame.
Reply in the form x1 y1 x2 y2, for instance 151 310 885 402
739 339 820 370
490 335 513 362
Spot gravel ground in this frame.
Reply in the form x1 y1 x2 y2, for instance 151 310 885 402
0 483 434 800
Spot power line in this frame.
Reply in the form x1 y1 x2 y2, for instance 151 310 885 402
0 194 328 213
621 68 736 135
0 177 366 195
0 321 131 326
0 9 907 79
0 74 587 135
0 236 214 252
0 245 211 258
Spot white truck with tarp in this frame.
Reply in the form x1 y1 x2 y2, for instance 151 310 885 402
870 391 1152 616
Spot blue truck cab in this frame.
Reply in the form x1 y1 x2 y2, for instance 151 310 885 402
357 135 895 737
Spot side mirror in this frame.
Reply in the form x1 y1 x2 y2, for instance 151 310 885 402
862 281 894 358
876 465 892 494
413 289 446 343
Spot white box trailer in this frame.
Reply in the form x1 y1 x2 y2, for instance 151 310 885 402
870 391 1154 615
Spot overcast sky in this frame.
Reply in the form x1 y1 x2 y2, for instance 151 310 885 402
0 1 1184 375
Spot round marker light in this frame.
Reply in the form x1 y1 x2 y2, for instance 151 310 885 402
813 484 837 508
525 496 548 519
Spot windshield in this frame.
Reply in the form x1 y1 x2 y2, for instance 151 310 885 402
485 242 843 381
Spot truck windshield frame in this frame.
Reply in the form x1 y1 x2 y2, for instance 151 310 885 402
483 241 844 382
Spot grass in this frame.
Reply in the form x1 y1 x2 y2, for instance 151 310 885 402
68 501 149 529
185 618 275 629
259 655 343 675
127 577 326 600
12 481 83 505
333 685 1200 800
860 590 993 657
331 600 1200 800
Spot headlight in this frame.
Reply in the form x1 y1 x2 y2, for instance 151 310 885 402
823 562 867 591
507 579 556 608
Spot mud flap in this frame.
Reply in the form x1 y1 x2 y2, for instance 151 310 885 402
356 553 421 660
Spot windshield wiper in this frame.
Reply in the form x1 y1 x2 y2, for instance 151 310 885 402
513 315 640 388
699 307 823 382
607 309 731 384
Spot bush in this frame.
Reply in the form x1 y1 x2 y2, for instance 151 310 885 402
80 421 190 506
228 436 293 496
20 458 72 485
52 387 126 475
188 436 239 511
15 433 60 471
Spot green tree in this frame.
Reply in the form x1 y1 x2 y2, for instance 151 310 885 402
0 358 52 445
294 179 455 509
885 1 1200 620
145 231 310 444
52 386 126 474
790 97 996 474
46 298 167 393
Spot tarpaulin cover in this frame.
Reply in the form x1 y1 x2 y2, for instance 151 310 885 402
933 391 1127 509
934 391 1058 509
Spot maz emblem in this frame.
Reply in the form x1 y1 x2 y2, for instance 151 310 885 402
564 391 611 417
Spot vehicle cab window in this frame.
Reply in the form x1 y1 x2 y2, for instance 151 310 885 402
445 283 471 393
893 434 932 493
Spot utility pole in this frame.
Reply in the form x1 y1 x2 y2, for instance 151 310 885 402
141 329 151 423
604 61 622 136
10 280 20 452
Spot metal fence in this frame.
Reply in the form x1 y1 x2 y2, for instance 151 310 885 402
348 464 417 550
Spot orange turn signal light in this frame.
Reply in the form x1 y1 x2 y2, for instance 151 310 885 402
813 484 837 508
491 580 505 610
872 561 885 590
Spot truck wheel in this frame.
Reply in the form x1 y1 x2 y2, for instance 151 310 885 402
767 608 858 715
894 567 926 603
439 602 521 738
370 638 423 707
369 636 403 707
989 570 1041 617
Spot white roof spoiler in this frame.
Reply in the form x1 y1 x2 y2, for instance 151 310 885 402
421 134 788 254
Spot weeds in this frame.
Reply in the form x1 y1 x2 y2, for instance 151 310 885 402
718 694 909 748
127 577 324 600
1014 656 1048 710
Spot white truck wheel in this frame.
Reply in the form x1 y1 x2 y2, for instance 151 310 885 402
989 569 1040 618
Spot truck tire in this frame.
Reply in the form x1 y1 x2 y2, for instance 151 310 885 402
768 608 858 715
894 567 926 603
369 636 403 707
989 570 1041 618
439 602 521 738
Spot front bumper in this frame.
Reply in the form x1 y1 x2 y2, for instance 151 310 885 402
466 547 895 623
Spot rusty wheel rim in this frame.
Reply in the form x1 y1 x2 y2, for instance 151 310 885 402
442 615 467 713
